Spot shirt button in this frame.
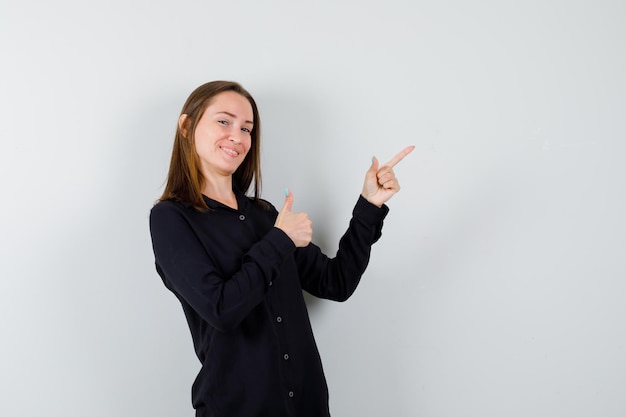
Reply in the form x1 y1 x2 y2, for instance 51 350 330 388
239 214 245 221
283 353 289 360
276 316 282 323
269 281 273 286
288 391 294 398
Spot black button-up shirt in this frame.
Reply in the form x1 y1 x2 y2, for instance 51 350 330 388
149 192 388 417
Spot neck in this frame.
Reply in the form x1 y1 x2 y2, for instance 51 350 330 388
202 174 238 210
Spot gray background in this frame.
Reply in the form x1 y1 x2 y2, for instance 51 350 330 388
1 0 625 416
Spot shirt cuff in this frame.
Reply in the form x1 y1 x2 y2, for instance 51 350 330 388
267 226 297 257
353 195 389 225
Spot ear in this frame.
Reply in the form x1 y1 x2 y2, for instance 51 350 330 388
178 114 189 138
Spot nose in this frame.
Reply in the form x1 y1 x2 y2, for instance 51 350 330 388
229 128 245 144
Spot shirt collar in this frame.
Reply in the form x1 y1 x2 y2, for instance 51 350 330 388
201 189 250 212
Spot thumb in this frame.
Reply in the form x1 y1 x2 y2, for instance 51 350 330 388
280 188 294 214
367 156 380 176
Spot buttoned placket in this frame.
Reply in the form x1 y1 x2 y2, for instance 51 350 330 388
274 313 295 401
234 197 295 403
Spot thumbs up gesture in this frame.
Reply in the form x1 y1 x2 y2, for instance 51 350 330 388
274 190 313 247
362 146 415 207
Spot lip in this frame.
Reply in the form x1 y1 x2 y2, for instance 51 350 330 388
220 146 240 158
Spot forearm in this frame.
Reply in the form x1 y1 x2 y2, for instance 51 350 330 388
151 205 295 332
297 196 389 301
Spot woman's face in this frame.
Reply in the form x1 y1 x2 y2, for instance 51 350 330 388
190 90 254 180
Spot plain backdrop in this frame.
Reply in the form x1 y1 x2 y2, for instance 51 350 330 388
1 0 625 416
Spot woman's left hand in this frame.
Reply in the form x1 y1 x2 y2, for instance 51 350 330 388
361 146 415 207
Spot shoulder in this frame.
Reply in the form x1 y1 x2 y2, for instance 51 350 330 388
149 200 205 247
149 199 197 230
151 199 186 218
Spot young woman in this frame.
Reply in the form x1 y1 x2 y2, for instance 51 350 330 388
149 80 413 417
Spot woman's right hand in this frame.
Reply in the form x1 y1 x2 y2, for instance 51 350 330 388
274 190 312 247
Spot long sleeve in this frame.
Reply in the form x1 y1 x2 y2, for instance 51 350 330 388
296 195 389 301
149 194 387 417
150 200 295 333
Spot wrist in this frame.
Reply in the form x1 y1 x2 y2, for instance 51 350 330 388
360 193 383 208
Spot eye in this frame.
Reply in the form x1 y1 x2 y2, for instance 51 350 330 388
241 126 252 133
218 120 229 126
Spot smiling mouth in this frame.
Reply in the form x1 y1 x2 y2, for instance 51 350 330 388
220 146 240 157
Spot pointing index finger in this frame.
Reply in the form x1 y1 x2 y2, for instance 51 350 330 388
385 145 415 167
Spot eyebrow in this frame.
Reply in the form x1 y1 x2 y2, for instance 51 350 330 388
216 111 254 125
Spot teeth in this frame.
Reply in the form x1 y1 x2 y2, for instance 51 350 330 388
221 147 239 157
